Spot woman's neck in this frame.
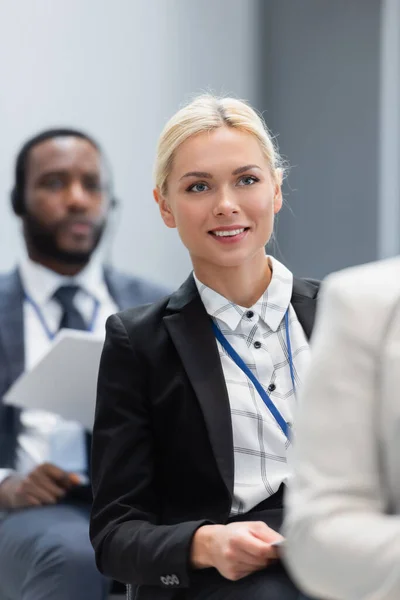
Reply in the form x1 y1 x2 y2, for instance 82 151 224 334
193 252 272 308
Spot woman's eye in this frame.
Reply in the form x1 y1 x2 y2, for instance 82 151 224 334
187 182 209 193
238 175 258 186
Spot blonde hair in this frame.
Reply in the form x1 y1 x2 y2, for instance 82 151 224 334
154 94 285 196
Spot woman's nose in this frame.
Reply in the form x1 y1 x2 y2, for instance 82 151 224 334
213 190 239 216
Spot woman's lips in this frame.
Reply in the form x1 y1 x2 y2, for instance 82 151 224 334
209 227 250 244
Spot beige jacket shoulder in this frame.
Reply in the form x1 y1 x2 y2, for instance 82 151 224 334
284 257 400 600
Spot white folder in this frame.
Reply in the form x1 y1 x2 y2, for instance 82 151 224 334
4 330 104 430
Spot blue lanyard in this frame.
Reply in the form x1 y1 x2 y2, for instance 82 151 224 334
25 293 100 341
212 310 296 440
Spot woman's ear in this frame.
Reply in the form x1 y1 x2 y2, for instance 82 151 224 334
153 188 176 229
273 169 283 215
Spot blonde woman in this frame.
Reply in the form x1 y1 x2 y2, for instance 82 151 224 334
90 95 319 600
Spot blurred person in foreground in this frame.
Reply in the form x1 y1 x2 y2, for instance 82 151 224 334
90 94 320 600
284 257 400 600
0 128 168 600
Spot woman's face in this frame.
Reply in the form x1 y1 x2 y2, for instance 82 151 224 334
155 126 282 272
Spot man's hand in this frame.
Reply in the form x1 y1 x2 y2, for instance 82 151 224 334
190 522 283 581
0 463 80 509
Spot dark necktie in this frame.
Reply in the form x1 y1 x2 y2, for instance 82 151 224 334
53 285 87 331
53 284 93 487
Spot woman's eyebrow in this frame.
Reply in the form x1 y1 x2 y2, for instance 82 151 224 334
232 164 261 175
180 171 213 181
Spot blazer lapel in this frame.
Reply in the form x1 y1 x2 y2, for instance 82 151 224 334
291 278 320 340
0 270 25 468
163 275 234 498
0 269 25 386
161 275 319 498
103 267 131 310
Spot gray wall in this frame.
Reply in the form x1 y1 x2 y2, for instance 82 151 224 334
0 0 261 287
1 1 395 283
260 0 381 278
379 0 400 259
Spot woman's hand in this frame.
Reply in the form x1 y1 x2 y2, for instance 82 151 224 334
190 521 283 581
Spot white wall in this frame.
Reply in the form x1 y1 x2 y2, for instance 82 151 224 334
0 0 260 286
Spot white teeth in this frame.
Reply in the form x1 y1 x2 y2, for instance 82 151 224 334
213 228 245 237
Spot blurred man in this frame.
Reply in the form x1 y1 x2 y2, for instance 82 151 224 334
284 257 400 600
0 129 169 600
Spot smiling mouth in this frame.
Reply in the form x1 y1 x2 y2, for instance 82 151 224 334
209 227 249 237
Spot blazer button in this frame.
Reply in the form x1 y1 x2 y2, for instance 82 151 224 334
253 341 261 349
160 574 180 586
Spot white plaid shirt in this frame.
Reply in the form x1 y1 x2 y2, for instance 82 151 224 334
194 256 310 515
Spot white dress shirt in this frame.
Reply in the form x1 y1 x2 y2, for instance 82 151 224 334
194 256 310 515
0 256 118 486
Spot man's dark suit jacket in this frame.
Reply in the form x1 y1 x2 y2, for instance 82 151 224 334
90 273 320 600
0 266 169 471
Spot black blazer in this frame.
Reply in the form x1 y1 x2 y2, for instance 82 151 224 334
90 274 320 600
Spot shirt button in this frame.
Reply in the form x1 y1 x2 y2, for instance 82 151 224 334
268 383 276 392
253 341 261 349
246 310 254 319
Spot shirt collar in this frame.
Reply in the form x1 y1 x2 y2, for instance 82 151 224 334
194 256 293 332
19 254 106 307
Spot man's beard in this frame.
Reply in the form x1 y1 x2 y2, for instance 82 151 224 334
23 212 106 265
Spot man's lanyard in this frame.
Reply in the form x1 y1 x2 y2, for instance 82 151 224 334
211 310 295 440
25 293 100 341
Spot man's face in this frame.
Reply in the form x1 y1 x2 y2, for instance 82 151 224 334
23 136 110 264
